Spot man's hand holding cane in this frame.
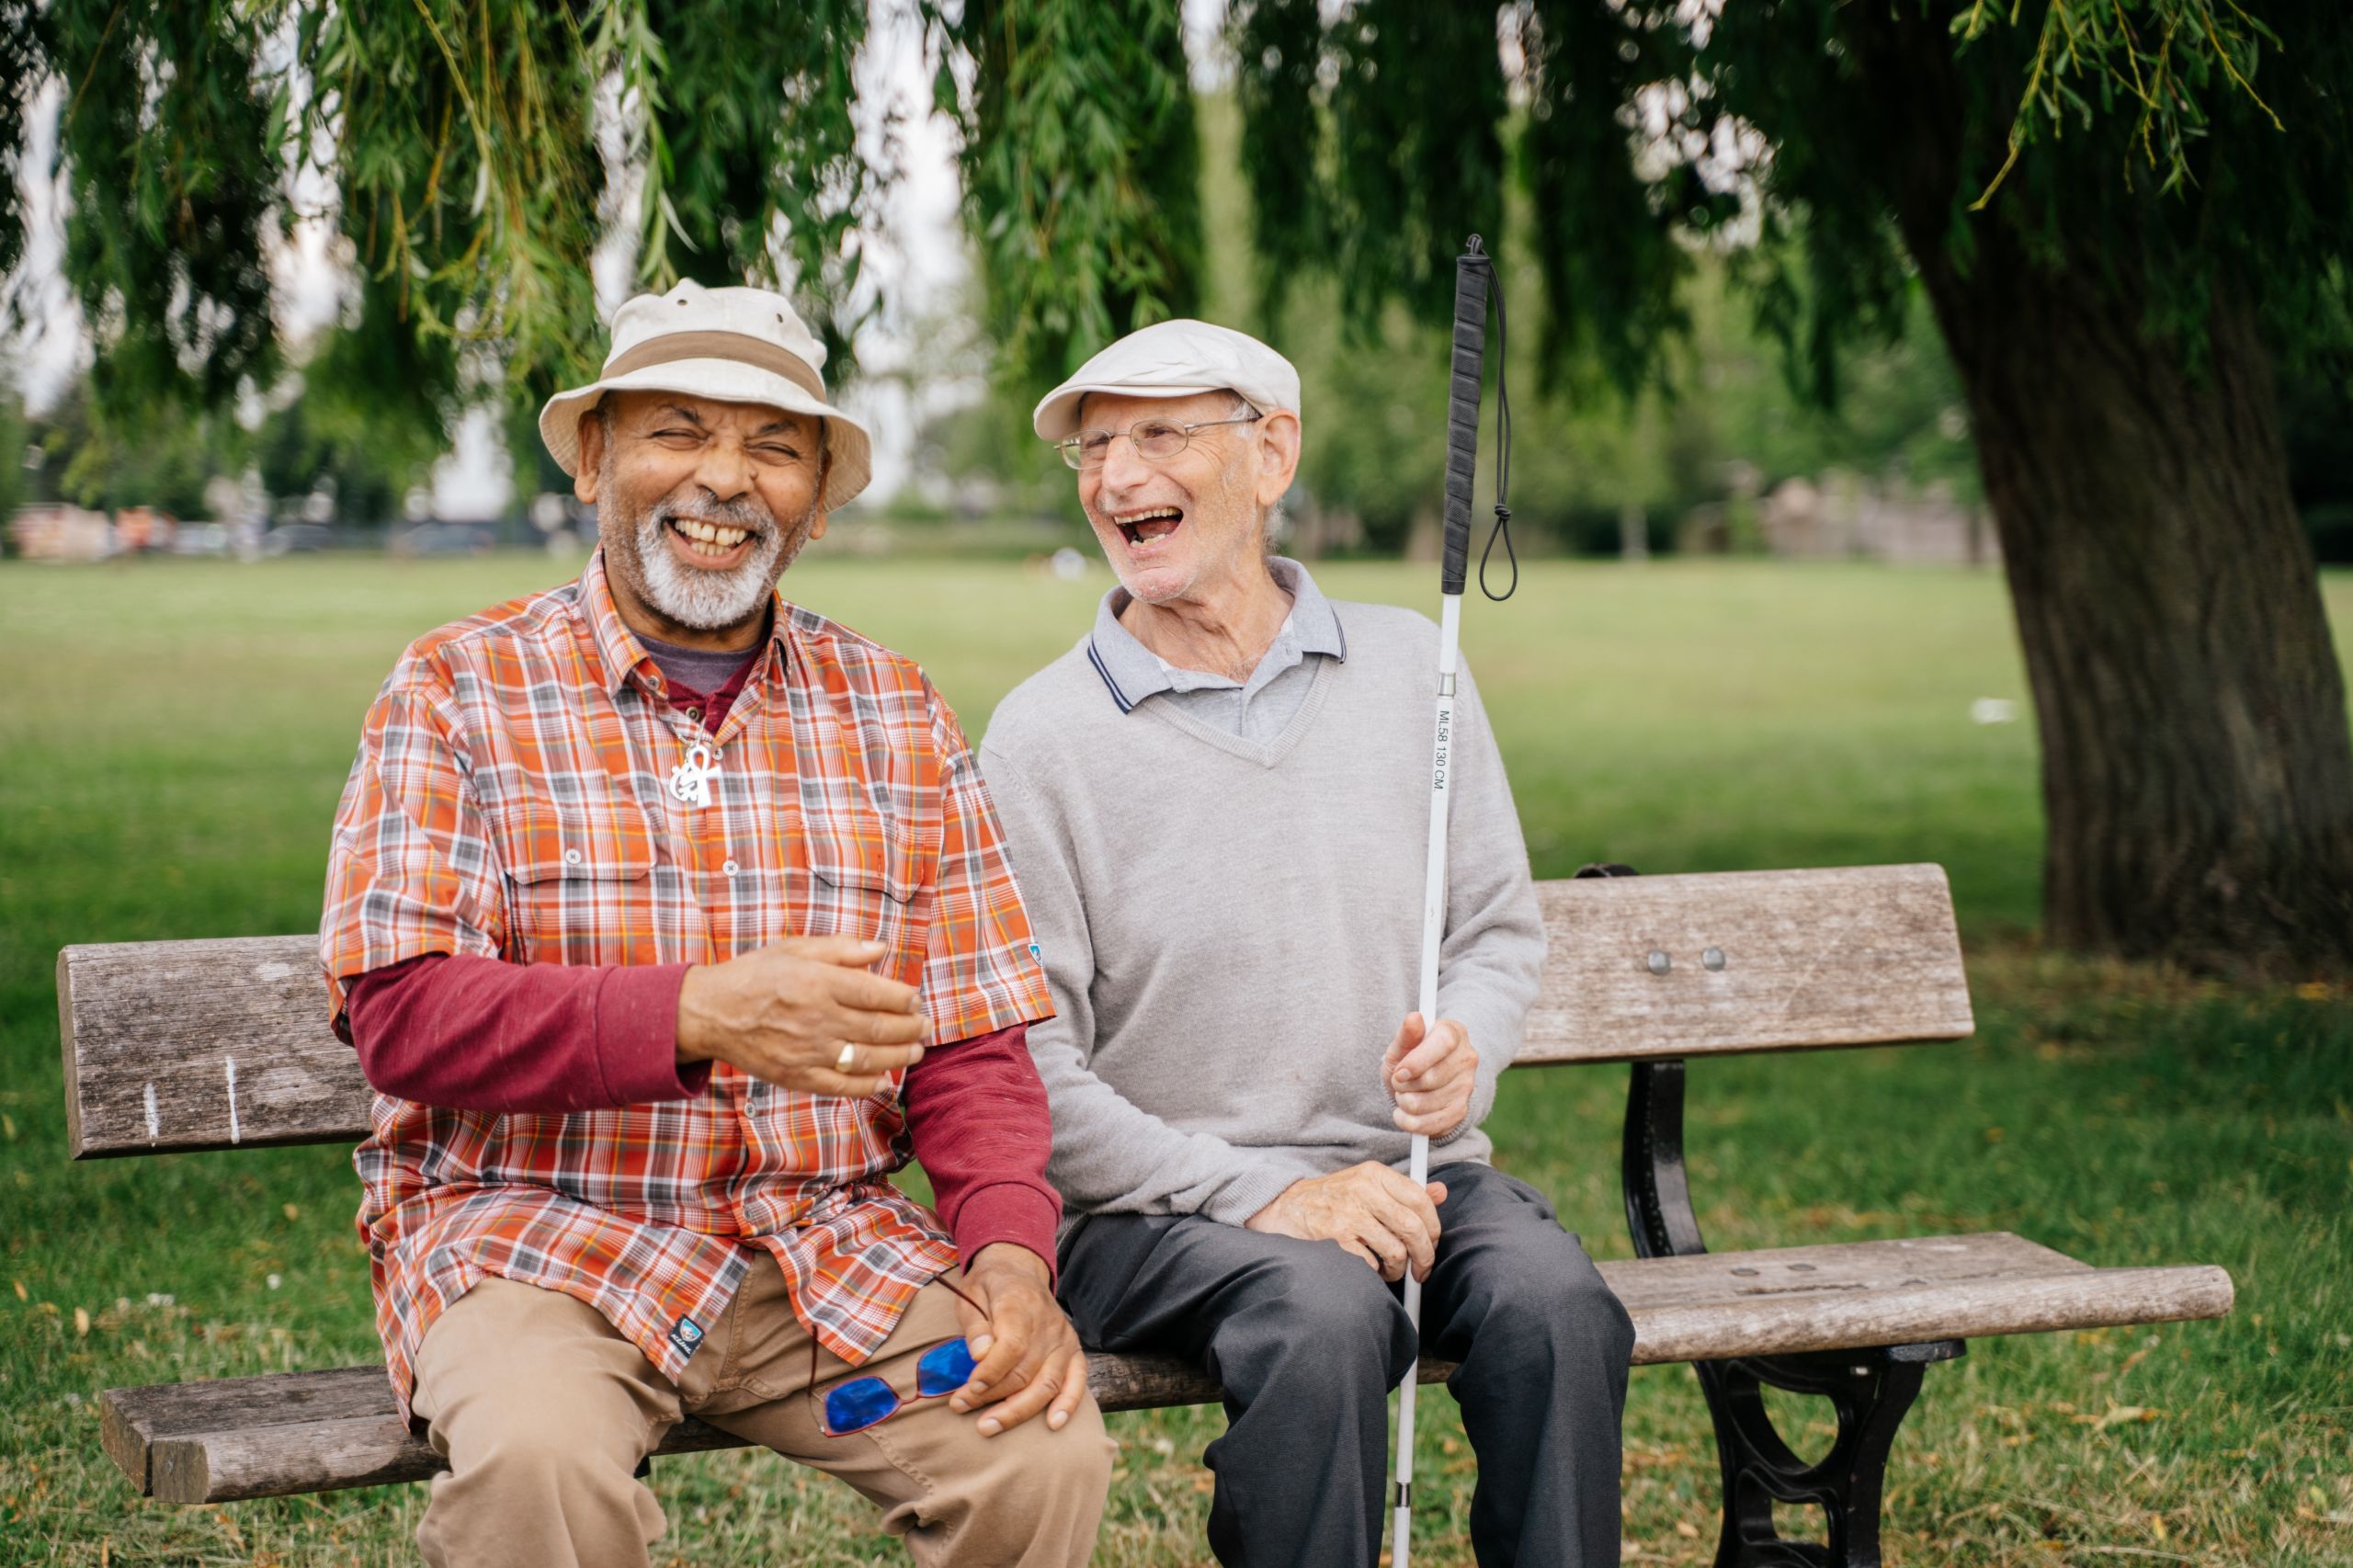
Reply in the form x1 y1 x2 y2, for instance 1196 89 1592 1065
1243 1014 1481 1282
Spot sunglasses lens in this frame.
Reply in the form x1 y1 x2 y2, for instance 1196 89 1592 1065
915 1337 978 1398
824 1376 902 1436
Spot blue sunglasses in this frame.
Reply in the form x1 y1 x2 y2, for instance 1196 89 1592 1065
820 1336 980 1437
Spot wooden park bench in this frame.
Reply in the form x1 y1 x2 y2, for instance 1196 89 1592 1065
57 862 2234 1565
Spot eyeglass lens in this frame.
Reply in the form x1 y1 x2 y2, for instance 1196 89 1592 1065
1067 423 1189 470
821 1336 979 1436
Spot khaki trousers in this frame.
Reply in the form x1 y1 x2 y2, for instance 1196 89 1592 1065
408 1264 1114 1568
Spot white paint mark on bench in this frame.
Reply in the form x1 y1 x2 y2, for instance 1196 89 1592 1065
224 1057 241 1144
143 1083 159 1142
254 960 295 983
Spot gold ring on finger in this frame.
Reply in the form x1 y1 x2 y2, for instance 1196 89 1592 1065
836 1043 858 1074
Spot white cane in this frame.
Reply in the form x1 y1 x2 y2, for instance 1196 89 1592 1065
1392 234 1511 1568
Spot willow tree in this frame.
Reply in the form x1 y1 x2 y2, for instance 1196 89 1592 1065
1230 0 2353 974
2 0 2345 971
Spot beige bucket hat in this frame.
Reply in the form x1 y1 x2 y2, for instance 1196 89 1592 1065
539 280 873 510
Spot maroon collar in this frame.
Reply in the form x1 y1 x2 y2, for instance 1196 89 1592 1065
663 650 759 734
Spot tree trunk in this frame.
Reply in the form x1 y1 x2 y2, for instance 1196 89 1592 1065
1825 5 2353 975
1927 253 2353 971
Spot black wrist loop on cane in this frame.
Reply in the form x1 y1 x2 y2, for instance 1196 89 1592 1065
1481 504 1517 601
1480 264 1518 602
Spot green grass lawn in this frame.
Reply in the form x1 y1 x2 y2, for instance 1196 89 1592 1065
2 553 2348 1566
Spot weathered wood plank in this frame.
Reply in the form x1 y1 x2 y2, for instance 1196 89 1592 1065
1522 864 1974 1064
58 937 370 1158
58 865 1974 1158
142 1404 755 1506
1631 1265 2232 1365
103 1353 1461 1503
96 1235 2233 1504
1087 1349 1455 1414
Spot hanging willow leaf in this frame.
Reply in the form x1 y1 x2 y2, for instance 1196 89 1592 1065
932 0 1202 395
49 0 281 416
631 0 878 373
3 0 2341 430
305 0 605 413
0 1 45 284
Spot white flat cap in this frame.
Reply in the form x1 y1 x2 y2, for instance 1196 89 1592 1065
539 280 873 510
1032 318 1302 440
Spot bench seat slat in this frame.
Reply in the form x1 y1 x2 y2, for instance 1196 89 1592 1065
97 1234 2234 1505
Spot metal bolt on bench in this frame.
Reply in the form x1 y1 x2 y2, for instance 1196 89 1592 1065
56 863 2234 1563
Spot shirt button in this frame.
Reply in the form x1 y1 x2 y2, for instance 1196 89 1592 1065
722 858 740 877
563 847 583 867
686 705 704 722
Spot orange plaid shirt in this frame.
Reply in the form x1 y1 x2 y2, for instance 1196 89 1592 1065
322 551 1052 1418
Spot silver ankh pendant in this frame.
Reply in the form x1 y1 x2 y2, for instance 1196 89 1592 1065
668 742 720 808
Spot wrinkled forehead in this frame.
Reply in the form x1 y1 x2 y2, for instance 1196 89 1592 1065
1074 388 1245 430
602 387 823 439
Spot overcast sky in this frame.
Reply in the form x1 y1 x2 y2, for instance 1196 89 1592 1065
6 0 1233 517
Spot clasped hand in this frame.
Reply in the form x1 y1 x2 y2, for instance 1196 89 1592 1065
676 935 926 1096
945 1244 1091 1437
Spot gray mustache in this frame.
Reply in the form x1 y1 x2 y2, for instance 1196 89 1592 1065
651 496 775 536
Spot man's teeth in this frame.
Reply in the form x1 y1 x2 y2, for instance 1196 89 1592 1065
1122 509 1182 542
672 518 750 558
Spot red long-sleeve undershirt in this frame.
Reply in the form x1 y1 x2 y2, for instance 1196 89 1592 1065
338 652 1062 1277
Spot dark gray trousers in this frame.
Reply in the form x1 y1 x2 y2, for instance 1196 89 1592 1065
1058 1161 1634 1568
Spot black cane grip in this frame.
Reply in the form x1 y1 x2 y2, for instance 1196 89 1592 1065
1443 242 1491 596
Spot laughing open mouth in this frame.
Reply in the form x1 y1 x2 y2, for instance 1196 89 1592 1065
1116 506 1184 546
667 516 756 562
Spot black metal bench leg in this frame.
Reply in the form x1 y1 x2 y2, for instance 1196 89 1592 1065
1697 1339 1964 1567
1611 1026 1965 1567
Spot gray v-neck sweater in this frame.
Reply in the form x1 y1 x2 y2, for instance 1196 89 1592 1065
979 597 1547 1232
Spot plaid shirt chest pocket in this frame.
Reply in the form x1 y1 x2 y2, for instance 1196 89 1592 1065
486 774 659 967
795 788 937 983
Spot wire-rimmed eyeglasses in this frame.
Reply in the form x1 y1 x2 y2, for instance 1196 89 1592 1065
806 1272 989 1438
1055 412 1261 471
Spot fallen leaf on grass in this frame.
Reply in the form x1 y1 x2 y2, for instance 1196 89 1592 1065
1674 1520 1699 1539
2076 1403 2164 1432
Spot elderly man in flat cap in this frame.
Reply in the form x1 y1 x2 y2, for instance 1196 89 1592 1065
980 320 1634 1568
321 281 1112 1568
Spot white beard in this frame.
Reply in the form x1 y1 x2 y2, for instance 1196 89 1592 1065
631 508 790 631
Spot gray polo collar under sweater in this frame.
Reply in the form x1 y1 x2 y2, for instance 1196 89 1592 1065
1084 556 1347 714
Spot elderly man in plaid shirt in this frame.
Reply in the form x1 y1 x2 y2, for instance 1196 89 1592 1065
321 282 1112 1568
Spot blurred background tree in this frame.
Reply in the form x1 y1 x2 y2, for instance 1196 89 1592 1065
0 0 2347 971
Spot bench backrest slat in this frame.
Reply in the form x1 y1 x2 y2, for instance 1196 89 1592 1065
1520 863 1972 1064
58 937 369 1159
57 863 1972 1159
